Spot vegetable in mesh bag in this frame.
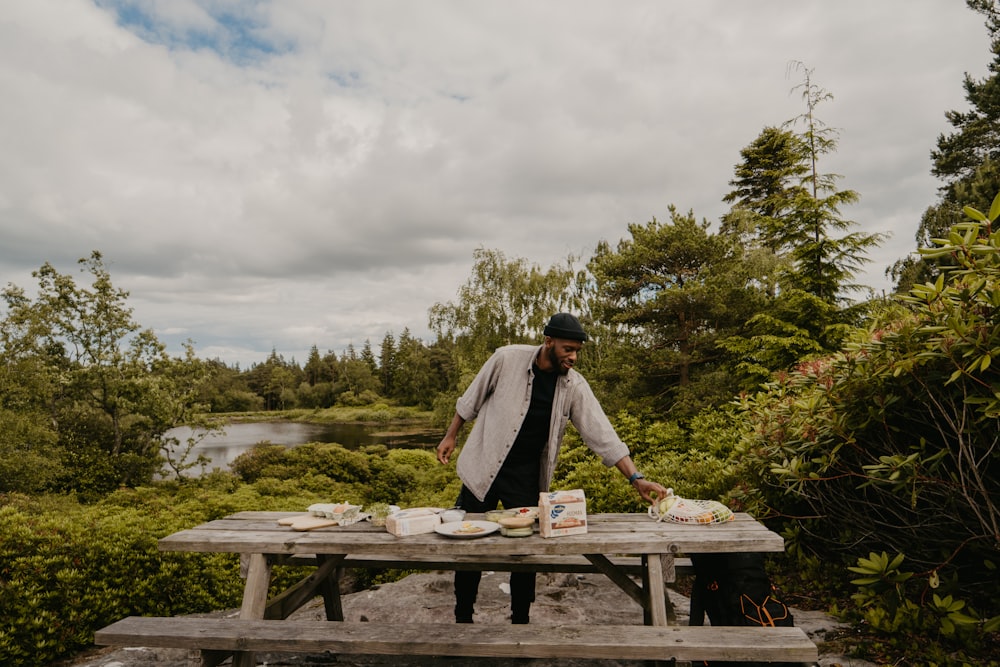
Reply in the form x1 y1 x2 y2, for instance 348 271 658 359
647 488 734 524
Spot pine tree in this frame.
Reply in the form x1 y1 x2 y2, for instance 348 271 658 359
783 62 884 302
723 63 883 303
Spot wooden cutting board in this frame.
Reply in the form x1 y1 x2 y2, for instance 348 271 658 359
277 514 307 526
289 515 340 531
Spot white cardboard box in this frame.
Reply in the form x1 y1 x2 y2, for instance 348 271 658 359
538 489 588 538
385 508 441 536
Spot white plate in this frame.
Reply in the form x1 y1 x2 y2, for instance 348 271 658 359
434 520 500 539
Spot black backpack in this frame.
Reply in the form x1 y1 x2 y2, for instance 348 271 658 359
688 553 795 667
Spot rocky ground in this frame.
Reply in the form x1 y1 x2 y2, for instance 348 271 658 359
56 570 877 667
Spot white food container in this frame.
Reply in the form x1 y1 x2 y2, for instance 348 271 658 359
385 508 442 536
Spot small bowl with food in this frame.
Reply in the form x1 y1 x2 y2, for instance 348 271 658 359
498 515 535 537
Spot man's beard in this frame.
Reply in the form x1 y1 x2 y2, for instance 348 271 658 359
548 346 571 375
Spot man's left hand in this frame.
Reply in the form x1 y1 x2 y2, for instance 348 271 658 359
634 479 669 505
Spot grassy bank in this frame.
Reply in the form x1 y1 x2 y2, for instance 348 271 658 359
208 405 435 425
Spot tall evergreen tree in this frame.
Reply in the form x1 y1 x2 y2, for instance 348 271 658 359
361 339 378 376
721 125 810 254
379 332 397 396
303 345 327 386
390 328 445 409
723 64 883 303
783 62 884 302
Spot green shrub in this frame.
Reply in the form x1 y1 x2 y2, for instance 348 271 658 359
292 443 372 482
0 410 62 494
0 492 239 666
227 442 289 481
727 197 1000 666
845 551 1000 665
549 412 742 514
0 476 331 667
230 440 455 508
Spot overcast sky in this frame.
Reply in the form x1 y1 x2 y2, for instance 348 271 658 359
0 1 992 367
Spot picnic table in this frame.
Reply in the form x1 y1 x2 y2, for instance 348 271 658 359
95 510 818 666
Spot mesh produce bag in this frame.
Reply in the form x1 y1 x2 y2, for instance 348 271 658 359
648 488 734 524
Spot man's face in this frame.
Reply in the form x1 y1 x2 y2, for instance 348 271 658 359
545 338 583 375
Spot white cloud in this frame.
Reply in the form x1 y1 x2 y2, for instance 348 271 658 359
0 0 992 366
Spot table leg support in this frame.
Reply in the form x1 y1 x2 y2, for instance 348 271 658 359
641 553 670 627
264 554 346 620
319 561 345 621
232 552 272 667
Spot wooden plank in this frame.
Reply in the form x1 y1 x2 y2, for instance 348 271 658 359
209 512 772 536
643 554 668 626
239 553 270 618
582 554 645 606
158 527 783 557
234 552 270 667
274 553 694 576
95 616 818 663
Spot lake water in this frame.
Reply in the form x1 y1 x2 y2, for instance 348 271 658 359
164 421 440 476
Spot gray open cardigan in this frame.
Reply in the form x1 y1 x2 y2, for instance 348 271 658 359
454 344 630 502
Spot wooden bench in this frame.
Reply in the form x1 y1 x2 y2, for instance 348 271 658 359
267 553 694 625
95 615 819 664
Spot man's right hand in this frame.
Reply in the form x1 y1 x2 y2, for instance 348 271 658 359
437 413 466 465
436 436 456 465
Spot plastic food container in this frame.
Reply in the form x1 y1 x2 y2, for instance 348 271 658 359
440 508 467 523
485 509 514 523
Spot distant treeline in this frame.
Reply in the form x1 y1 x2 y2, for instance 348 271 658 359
203 330 455 414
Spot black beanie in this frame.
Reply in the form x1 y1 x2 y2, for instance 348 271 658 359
543 313 588 342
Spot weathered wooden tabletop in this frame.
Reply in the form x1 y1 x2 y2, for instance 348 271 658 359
159 511 785 557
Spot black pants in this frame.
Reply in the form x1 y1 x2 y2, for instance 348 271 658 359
453 466 538 623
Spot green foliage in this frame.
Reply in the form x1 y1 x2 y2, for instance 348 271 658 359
336 389 382 407
0 253 215 494
714 289 833 388
909 194 1000 417
202 330 454 414
0 492 235 666
428 247 584 372
231 442 370 485
724 65 883 304
0 409 62 494
551 411 741 513
230 442 456 509
721 125 811 252
387 330 455 409
0 477 332 666
733 194 1000 639
846 551 999 663
588 207 768 416
893 3 1000 294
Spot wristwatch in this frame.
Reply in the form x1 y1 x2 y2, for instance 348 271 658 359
628 471 645 484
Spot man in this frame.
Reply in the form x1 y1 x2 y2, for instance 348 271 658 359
436 312 669 624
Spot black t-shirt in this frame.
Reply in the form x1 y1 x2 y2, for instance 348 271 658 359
484 363 558 506
503 363 558 465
